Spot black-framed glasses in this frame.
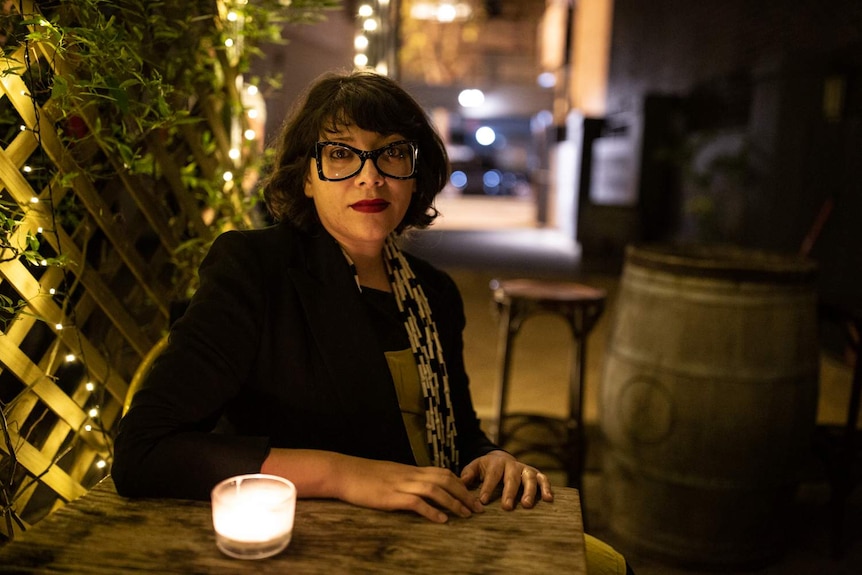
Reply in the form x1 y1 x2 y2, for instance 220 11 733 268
314 140 419 181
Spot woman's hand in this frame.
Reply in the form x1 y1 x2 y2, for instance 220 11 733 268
459 450 554 510
262 448 483 523
335 457 485 523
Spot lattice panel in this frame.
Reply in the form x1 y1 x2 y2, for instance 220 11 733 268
0 0 245 539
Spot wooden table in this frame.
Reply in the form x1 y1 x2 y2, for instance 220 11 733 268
0 478 586 574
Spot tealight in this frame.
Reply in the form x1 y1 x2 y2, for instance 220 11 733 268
211 474 296 560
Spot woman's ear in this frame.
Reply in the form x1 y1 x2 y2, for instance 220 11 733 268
304 163 315 198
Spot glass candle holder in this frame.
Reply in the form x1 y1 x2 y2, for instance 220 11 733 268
211 474 296 560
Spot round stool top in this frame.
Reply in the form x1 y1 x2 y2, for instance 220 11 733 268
490 278 607 304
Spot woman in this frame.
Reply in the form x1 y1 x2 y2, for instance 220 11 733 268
113 70 554 523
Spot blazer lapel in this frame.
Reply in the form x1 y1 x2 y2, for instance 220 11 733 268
289 231 403 419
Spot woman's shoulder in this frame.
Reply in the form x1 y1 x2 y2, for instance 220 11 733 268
214 221 300 246
208 221 307 260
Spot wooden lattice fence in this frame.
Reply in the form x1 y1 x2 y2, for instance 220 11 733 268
0 0 275 540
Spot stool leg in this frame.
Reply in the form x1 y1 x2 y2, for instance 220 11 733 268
493 301 518 445
565 301 604 528
567 334 587 491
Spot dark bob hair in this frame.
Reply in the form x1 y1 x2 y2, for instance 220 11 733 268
261 70 450 233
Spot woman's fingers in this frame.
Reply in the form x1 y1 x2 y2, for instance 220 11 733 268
407 480 478 519
354 462 483 522
538 472 554 502
519 468 537 508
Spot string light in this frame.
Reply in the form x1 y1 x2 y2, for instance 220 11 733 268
225 38 234 48
354 53 369 67
55 323 63 330
23 165 32 173
243 129 255 140
229 148 241 160
65 353 76 362
227 11 239 22
84 424 92 432
223 171 234 182
363 19 378 32
95 459 107 470
85 382 95 392
37 227 44 233
87 408 99 418
30 197 39 204
358 4 373 17
354 35 369 50
48 288 55 294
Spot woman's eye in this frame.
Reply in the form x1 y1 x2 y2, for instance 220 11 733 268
330 147 351 160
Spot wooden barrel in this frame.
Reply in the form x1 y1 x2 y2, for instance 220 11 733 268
600 244 819 567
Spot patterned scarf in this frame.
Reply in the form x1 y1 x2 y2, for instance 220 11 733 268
342 235 459 470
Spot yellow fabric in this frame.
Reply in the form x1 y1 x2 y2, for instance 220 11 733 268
385 348 431 466
585 533 627 575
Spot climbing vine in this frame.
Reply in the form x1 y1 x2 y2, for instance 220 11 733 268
0 0 339 542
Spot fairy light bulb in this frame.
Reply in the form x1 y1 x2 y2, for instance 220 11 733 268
88 407 99 418
243 129 255 140
65 353 76 362
85 382 95 392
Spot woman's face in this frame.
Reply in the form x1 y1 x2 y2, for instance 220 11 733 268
304 125 415 256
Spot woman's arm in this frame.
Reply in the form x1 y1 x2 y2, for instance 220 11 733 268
114 230 271 500
261 448 484 523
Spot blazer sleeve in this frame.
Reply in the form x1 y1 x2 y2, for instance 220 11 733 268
113 230 272 500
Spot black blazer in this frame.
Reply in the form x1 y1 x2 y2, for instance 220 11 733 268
113 222 497 500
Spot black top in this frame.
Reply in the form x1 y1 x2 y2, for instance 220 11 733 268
113 222 497 500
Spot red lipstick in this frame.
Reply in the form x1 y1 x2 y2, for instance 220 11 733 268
350 199 390 213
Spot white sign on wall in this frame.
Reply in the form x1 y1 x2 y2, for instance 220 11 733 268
589 137 638 206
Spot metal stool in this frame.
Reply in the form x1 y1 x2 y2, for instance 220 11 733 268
490 278 606 490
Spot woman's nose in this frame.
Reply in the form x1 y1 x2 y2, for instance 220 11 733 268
355 157 385 186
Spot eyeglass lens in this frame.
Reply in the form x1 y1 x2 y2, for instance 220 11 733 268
318 142 416 180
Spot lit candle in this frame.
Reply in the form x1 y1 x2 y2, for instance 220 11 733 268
211 474 296 560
